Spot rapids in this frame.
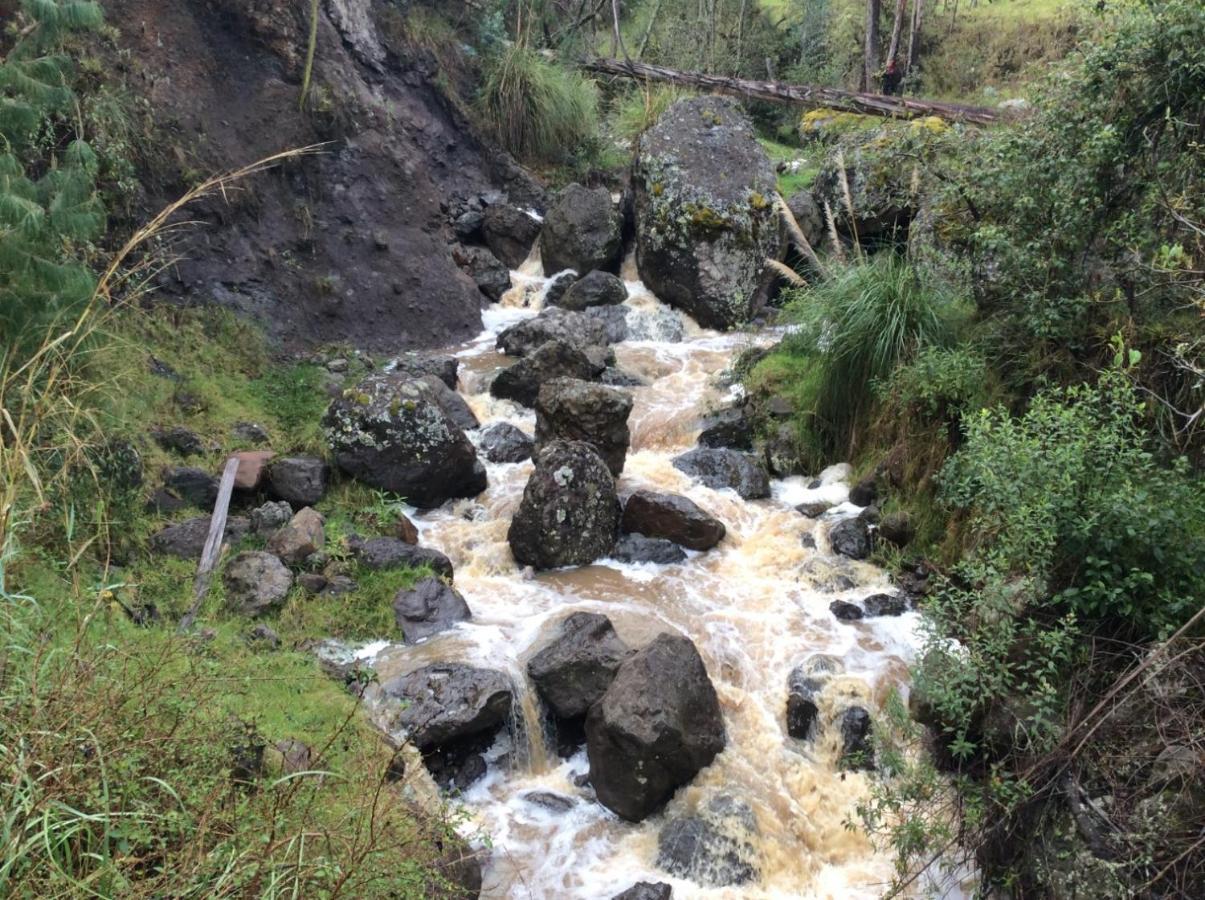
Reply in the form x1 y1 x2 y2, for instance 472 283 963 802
357 251 947 898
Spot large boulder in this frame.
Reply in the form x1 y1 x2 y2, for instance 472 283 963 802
587 304 631 344
534 378 633 477
324 375 486 508
496 307 611 356
151 515 249 559
621 490 725 551
828 516 873 560
223 551 294 616
162 466 219 509
384 352 459 390
672 448 770 500
633 96 779 329
540 183 623 275
393 577 472 643
452 243 511 302
508 441 621 570
482 202 541 268
266 506 325 565
490 340 603 409
382 663 513 751
656 794 758 887
554 271 627 311
478 422 534 463
266 456 329 507
527 611 630 720
586 633 726 821
416 374 480 433
697 405 754 450
839 706 874 770
612 885 672 900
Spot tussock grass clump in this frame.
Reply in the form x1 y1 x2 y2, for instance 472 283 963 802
609 84 690 145
477 45 599 164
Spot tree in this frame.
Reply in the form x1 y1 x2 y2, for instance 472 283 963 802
863 0 881 91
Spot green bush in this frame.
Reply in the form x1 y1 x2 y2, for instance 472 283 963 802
477 45 599 164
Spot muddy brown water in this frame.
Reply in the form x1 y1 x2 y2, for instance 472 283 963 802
345 251 968 898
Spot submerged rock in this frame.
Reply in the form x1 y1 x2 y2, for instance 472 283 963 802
586 633 726 822
393 577 472 643
612 884 673 900
863 592 908 617
534 377 633 477
223 551 293 616
586 304 631 344
491 340 603 409
656 794 759 887
839 706 874 770
611 533 687 565
697 405 754 450
632 96 779 329
324 374 486 508
508 441 621 570
672 448 770 500
624 304 685 343
786 655 844 739
622 489 726 551
478 422 534 463
527 611 630 720
540 183 623 275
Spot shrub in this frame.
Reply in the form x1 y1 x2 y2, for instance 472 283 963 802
609 84 690 145
477 45 599 164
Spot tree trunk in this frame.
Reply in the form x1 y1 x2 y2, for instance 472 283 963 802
886 0 908 68
864 0 882 92
906 0 925 73
584 56 1003 124
637 0 663 59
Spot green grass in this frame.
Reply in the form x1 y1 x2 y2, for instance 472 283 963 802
758 137 821 195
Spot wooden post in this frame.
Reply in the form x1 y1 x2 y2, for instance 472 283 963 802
178 456 240 632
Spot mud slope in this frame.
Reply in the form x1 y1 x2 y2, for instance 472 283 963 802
108 0 542 351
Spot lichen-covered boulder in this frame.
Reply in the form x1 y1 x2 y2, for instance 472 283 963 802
323 375 486 508
223 551 294 616
496 306 612 356
478 422 534 463
382 663 513 751
508 441 621 570
540 183 623 275
633 97 779 329
534 377 633 477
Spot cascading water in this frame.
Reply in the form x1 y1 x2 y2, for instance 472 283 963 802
356 251 954 898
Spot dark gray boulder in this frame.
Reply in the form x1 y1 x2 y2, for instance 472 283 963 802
672 448 770 500
508 441 621 570
250 500 292 536
612 533 687 565
491 340 603 409
863 592 908 617
382 663 513 750
496 307 612 357
348 536 454 579
543 271 578 307
324 375 486 508
555 270 627 311
622 490 725 551
478 422 534 463
586 633 726 821
840 706 874 770
163 466 219 509
483 202 541 268
151 515 249 559
393 577 471 643
586 304 630 344
541 183 623 275
416 374 479 432
223 551 294 616
786 655 844 739
527 611 630 720
632 97 779 329
697 405 754 450
384 353 459 390
452 243 511 302
656 794 758 887
612 884 672 900
152 425 205 457
534 378 633 477
828 516 873 560
785 189 824 252
267 456 329 507
796 500 834 519
829 599 863 621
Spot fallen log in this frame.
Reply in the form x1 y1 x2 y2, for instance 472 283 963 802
583 57 1004 126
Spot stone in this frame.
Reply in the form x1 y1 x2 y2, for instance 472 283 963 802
393 576 472 643
829 600 863 621
478 422 534 463
382 663 513 751
540 183 623 275
762 421 804 477
697 406 754 450
483 202 541 268
250 500 293 535
231 421 271 445
234 450 275 491
266 507 325 565
632 97 779 329
150 516 249 559
452 243 511 302
267 457 329 507
796 500 834 519
879 511 915 547
785 189 824 253
324 375 486 508
612 884 672 900
586 633 726 822
828 516 873 560
863 593 908 617
522 791 577 814
601 367 646 387
672 448 770 500
496 307 612 357
554 270 627 311
586 304 630 344
508 441 621 570
839 706 874 770
534 378 633 477
298 573 328 595
611 533 687 565
223 551 294 616
347 536 454 579
146 487 186 515
786 655 844 739
395 513 419 544
416 374 480 433
152 425 204 456
656 794 758 887
323 575 358 596
527 612 630 721
383 352 459 389
622 490 726 551
275 738 312 774
848 475 878 507
542 271 578 307
163 466 219 508
453 207 484 241
326 358 349 374
246 623 281 649
491 340 603 409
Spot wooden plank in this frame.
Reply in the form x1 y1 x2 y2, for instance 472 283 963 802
582 57 1005 125
178 456 240 632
